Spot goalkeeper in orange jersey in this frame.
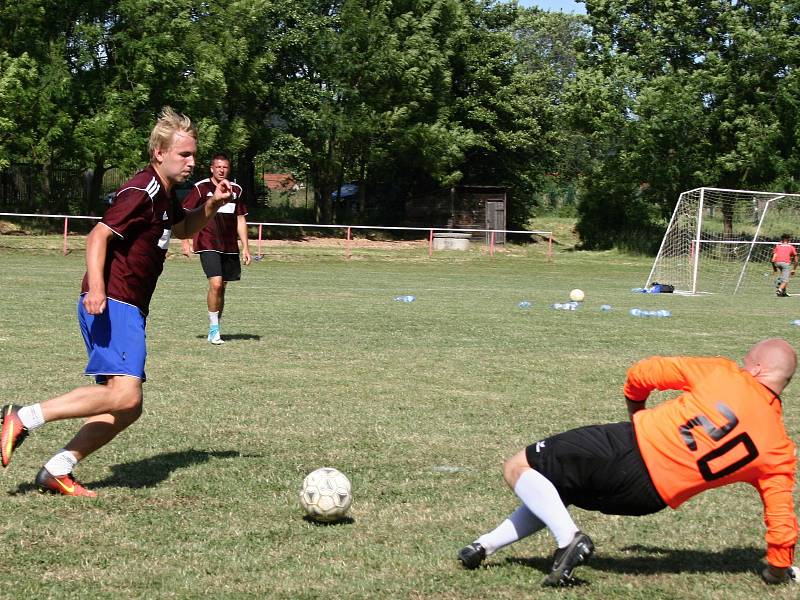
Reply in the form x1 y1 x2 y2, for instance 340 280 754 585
458 339 798 587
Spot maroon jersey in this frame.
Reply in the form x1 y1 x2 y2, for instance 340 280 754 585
183 179 246 253
81 166 185 315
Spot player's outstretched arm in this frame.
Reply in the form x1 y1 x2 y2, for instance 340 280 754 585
174 179 232 239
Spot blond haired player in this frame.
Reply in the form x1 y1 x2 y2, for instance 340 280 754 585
1 108 231 496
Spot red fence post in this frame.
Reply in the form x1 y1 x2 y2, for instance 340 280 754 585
63 217 69 255
258 224 263 259
429 229 434 257
346 226 351 260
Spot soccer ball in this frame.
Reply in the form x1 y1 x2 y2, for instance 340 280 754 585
569 288 585 302
299 467 353 522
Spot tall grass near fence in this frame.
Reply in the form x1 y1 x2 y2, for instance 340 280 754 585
0 242 798 599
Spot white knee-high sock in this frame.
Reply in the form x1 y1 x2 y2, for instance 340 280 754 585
476 505 546 555
208 311 219 327
513 469 578 548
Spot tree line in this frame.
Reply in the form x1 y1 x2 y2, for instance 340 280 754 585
0 1 797 250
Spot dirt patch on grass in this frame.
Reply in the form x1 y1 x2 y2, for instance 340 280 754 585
0 220 26 235
261 235 427 249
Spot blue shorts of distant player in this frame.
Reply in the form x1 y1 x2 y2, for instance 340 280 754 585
78 296 147 383
776 262 792 283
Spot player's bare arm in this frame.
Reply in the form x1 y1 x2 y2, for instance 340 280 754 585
237 214 251 265
83 223 115 315
174 179 232 239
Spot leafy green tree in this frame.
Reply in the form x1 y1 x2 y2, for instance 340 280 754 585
574 0 800 249
453 5 586 226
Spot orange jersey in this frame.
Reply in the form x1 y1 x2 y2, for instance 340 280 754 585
624 356 798 567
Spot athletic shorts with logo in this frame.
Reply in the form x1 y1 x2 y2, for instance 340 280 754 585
526 421 666 516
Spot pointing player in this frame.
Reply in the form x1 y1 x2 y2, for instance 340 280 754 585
0 107 232 497
182 153 251 345
458 339 798 587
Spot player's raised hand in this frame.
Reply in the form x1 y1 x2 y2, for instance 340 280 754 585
209 178 232 208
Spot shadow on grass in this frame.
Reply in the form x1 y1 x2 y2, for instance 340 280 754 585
91 449 240 489
504 544 761 576
194 333 261 341
302 515 355 526
10 449 241 495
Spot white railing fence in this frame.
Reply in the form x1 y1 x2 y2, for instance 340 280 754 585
0 213 553 260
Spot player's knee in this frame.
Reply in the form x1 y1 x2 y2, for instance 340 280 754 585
113 390 142 413
116 401 143 426
503 450 530 489
209 278 224 293
106 380 143 413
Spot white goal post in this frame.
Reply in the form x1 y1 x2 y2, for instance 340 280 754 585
646 187 800 295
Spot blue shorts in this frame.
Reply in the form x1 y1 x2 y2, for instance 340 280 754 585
78 296 147 383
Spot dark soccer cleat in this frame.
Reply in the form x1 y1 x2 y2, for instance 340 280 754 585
1 404 29 467
458 542 487 569
541 531 594 587
35 468 97 498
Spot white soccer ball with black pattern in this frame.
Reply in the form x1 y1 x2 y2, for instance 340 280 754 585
299 467 353 522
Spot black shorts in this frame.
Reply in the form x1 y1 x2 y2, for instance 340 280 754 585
525 422 667 516
199 252 241 282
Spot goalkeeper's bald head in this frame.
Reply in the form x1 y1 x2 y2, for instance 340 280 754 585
743 338 797 395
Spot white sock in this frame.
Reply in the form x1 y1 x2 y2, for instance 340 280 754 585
209 311 219 327
514 469 579 548
43 449 78 477
17 404 45 430
476 505 546 555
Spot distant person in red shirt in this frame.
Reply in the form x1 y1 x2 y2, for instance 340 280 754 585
182 153 251 345
771 233 797 297
458 339 798 587
0 107 232 497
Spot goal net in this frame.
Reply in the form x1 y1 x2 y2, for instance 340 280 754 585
646 187 800 295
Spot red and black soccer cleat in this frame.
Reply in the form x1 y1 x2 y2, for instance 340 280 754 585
35 468 97 498
1 404 29 467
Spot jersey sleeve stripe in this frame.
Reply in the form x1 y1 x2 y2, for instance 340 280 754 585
99 221 123 238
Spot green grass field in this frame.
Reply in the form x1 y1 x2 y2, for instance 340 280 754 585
0 235 798 599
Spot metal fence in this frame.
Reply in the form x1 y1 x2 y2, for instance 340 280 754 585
0 212 553 260
0 163 85 214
